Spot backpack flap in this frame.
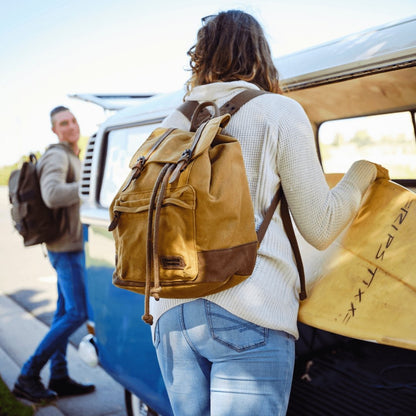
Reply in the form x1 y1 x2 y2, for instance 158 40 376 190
131 115 230 166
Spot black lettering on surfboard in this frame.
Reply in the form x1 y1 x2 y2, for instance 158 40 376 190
354 288 364 302
394 207 408 225
343 198 413 325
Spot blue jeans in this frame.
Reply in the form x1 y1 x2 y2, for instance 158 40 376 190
154 299 295 416
21 250 88 379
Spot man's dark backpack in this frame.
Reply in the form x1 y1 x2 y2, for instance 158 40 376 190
8 144 72 247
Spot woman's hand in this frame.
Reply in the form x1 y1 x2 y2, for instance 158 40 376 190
374 163 390 180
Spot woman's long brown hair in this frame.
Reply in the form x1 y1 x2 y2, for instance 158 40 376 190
187 10 281 94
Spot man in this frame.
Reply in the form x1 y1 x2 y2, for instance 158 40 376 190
13 106 95 402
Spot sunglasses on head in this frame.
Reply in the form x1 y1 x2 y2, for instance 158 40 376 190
201 14 217 24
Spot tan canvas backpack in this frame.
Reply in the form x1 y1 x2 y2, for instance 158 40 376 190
109 91 305 324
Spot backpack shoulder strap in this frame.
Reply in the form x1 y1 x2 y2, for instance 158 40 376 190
220 89 267 116
257 187 307 301
280 192 307 300
177 100 198 121
177 89 267 131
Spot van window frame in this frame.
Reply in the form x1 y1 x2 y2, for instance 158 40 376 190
96 118 165 207
316 108 416 188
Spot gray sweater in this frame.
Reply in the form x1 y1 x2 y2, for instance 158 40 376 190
37 142 83 252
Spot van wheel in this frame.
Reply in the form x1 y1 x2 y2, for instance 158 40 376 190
125 389 159 416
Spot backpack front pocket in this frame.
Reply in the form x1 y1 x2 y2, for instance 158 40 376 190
112 185 198 290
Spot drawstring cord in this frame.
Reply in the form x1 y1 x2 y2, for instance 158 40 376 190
151 166 176 297
142 163 172 325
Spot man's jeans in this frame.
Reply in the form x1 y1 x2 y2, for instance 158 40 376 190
21 250 88 379
154 299 295 416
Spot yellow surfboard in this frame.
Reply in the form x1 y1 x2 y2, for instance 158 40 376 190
298 177 416 351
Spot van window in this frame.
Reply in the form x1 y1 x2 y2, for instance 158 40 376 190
318 111 416 180
100 124 158 207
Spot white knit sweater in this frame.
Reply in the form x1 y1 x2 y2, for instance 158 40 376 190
150 80 377 338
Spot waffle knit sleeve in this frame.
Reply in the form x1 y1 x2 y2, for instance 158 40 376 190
273 97 377 249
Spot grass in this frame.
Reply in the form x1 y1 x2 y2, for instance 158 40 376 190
0 376 34 416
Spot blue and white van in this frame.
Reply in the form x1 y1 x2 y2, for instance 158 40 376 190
77 16 416 416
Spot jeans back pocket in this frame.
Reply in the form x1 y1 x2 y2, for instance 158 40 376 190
206 302 267 352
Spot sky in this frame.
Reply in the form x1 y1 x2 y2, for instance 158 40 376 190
0 0 415 166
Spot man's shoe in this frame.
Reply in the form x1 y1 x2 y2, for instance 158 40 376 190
13 375 58 403
48 376 95 397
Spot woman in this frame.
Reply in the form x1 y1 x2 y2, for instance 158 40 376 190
150 10 388 415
